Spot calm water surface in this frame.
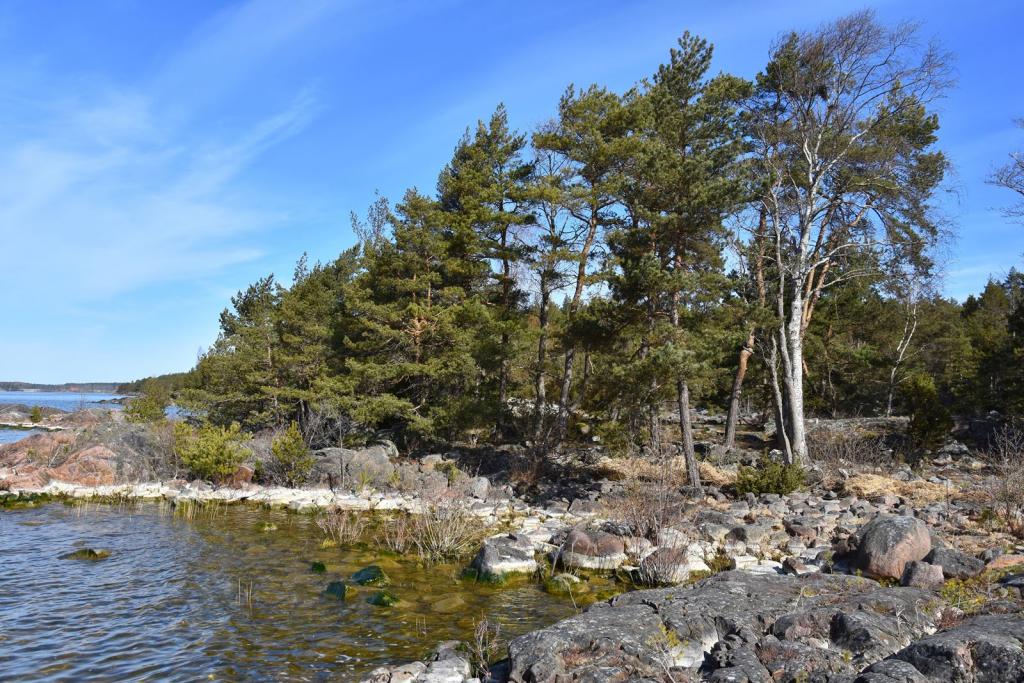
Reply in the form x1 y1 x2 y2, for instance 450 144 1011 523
0 390 124 412
0 503 576 681
0 428 39 444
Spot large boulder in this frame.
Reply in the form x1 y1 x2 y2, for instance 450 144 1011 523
855 614 1024 682
312 442 396 487
849 515 932 580
557 529 626 570
471 534 538 579
507 571 940 683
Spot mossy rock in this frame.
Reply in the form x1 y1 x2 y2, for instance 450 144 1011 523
310 561 327 573
324 581 352 600
544 573 582 596
351 565 390 587
59 548 111 561
367 589 400 607
461 567 506 585
257 522 278 532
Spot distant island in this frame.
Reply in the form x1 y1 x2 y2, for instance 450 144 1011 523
0 382 125 393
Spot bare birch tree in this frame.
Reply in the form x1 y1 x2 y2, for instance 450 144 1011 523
747 10 953 464
989 119 1024 222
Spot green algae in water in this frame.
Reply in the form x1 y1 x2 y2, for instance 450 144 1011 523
59 548 111 561
311 561 327 573
258 522 278 532
1 492 52 509
351 565 390 586
367 589 400 607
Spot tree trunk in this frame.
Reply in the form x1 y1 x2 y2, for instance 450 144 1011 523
555 211 599 443
782 288 809 466
677 380 701 491
723 330 755 450
767 337 793 462
533 279 550 441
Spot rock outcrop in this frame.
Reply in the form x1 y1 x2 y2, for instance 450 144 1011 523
856 614 1024 682
507 571 941 682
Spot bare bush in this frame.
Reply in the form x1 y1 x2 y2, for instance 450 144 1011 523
983 424 1024 536
315 509 368 546
467 615 504 678
602 455 687 540
808 431 891 470
374 512 413 554
301 403 355 450
636 547 691 587
411 488 485 562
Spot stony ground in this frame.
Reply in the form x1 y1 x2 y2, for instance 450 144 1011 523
3 412 1024 682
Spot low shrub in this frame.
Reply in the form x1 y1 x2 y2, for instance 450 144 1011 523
270 421 315 487
902 373 953 451
734 460 805 496
174 421 251 483
29 406 43 424
124 392 170 424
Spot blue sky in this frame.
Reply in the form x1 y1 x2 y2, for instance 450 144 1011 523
1 0 1022 384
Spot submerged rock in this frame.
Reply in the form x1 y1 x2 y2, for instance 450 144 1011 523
59 548 110 561
367 589 400 607
352 565 391 587
324 581 352 600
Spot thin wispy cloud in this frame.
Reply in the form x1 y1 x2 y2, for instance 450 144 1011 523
0 0 332 304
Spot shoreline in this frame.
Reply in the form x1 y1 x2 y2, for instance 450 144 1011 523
1 478 589 525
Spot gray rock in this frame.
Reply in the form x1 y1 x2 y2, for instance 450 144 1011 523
557 528 626 570
857 614 1024 682
900 561 945 589
507 571 939 682
924 547 985 580
466 476 490 500
848 515 932 580
312 444 395 486
471 534 538 578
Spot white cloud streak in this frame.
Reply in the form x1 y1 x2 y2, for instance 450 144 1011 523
0 0 337 303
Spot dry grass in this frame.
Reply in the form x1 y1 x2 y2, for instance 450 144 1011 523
411 487 486 562
699 461 737 487
315 509 368 546
374 512 413 554
842 473 954 505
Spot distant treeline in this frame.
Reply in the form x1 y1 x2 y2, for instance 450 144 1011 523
116 372 195 395
0 382 124 393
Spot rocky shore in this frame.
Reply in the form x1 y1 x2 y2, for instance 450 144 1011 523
3 414 1024 682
